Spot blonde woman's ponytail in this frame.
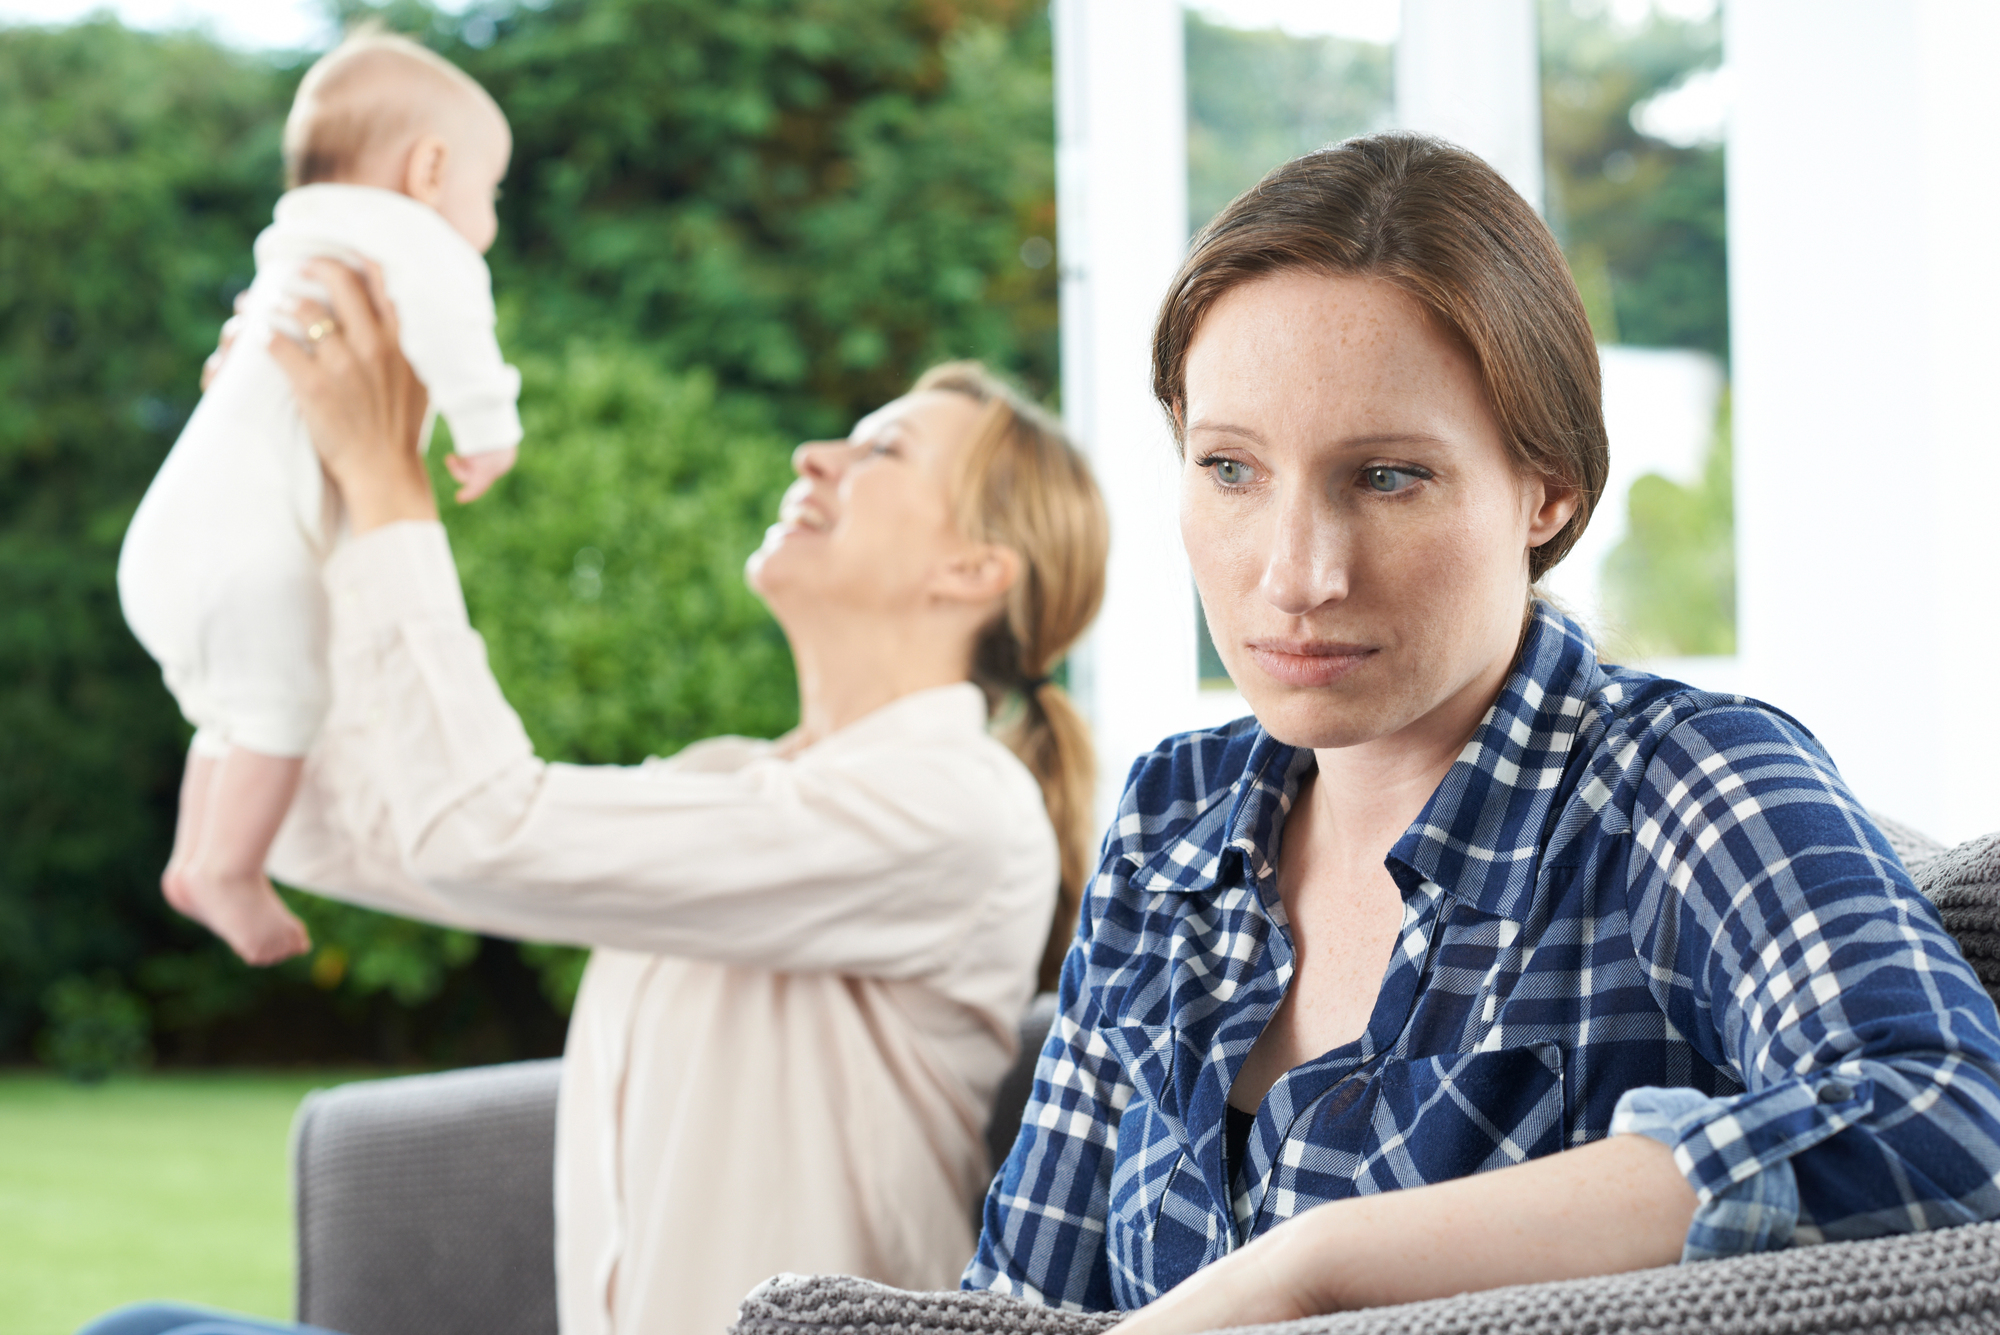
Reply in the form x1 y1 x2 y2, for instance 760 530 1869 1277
1014 679 1098 989
918 362 1109 992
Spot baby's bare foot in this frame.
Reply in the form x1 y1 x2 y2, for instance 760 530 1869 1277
173 865 311 966
161 861 201 923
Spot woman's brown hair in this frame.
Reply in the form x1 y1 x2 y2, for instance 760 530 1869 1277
915 362 1108 992
1152 132 1606 582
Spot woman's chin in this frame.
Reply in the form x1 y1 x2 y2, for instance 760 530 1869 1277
743 543 785 598
745 524 810 592
1239 677 1413 752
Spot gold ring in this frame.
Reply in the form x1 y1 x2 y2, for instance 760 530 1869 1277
305 319 337 344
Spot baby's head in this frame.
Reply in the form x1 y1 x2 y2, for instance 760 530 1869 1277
284 30 511 253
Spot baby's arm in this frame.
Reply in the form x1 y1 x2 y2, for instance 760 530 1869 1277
444 445 516 502
387 258 522 502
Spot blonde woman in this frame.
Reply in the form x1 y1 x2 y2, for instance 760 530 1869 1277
93 259 1107 1335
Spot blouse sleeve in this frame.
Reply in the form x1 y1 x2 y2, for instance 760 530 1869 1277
268 521 1038 978
1615 702 2000 1259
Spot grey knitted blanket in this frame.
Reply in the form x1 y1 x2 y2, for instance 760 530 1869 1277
731 1218 2000 1334
1908 831 2000 1009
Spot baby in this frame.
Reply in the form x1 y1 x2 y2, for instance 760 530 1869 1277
118 32 519 965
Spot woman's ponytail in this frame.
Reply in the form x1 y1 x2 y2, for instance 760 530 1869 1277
918 363 1109 993
1013 681 1097 989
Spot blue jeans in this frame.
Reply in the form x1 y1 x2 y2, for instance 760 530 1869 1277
74 1303 344 1335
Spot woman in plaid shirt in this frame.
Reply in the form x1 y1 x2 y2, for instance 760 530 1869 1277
965 134 2000 1330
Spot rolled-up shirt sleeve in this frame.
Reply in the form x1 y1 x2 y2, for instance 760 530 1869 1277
1620 705 2000 1259
268 520 1054 979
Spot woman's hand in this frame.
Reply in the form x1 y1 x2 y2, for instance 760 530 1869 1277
1111 1134 1695 1334
200 290 249 393
267 258 438 534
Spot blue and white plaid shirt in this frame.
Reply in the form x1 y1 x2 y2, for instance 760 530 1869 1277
966 604 2000 1313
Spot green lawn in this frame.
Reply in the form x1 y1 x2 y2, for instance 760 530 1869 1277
0 1072 357 1335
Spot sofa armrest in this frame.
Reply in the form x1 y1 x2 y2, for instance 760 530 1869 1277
292 1059 562 1335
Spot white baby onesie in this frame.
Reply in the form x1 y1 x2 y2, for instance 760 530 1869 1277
119 183 521 758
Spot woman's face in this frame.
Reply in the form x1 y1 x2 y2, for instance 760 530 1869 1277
1180 270 1576 752
746 389 990 620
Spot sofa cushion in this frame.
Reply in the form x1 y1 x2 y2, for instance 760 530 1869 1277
294 1059 562 1335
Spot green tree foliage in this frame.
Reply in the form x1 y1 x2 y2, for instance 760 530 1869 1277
1603 394 1734 658
0 21 287 1065
1185 13 1391 234
1540 0 1727 357
0 0 1058 1068
36 971 155 1082
445 345 797 765
417 0 1058 433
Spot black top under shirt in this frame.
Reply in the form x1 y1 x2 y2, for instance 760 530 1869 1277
1226 1103 1255 1186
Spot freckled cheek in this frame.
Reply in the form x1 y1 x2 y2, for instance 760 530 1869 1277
1181 482 1262 626
1382 500 1523 657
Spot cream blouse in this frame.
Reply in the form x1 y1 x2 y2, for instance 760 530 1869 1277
268 522 1058 1335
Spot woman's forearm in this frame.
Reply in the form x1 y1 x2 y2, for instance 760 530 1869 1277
1115 1134 1696 1334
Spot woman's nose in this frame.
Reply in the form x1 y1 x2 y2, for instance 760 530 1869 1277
1257 487 1350 616
793 440 845 480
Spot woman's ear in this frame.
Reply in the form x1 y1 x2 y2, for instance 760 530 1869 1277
402 135 451 207
932 542 1022 609
1525 477 1582 550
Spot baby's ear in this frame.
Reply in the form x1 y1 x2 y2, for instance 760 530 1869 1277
402 135 451 206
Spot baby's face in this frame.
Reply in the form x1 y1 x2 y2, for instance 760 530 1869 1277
435 108 511 254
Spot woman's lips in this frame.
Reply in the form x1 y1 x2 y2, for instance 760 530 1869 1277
774 500 831 534
1244 640 1377 688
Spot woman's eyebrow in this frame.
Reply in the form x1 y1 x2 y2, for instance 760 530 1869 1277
1185 422 1447 451
1184 420 1266 444
1338 432 1448 450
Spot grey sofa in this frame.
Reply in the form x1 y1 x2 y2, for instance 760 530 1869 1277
292 823 2000 1335
291 994 1060 1335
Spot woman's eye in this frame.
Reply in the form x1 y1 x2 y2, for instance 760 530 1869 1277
1211 459 1251 485
1362 466 1421 494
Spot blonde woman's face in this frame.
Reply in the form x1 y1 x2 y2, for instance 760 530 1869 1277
1179 271 1577 751
747 389 987 615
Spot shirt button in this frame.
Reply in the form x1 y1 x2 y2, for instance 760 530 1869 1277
1819 1081 1852 1104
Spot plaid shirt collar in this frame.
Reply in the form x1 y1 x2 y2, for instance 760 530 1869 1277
1126 603 1610 923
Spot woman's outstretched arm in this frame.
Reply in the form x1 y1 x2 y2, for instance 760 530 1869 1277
263 259 1052 977
1112 1134 1694 1335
